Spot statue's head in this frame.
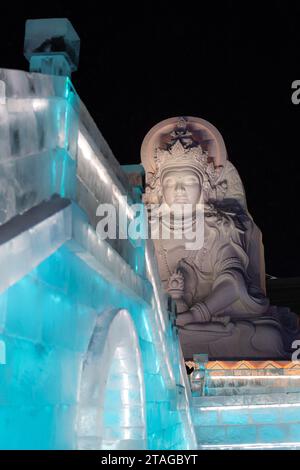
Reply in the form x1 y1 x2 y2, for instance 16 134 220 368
141 116 228 206
161 168 202 207
155 117 207 207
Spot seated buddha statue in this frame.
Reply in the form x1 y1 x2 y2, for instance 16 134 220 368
141 116 300 359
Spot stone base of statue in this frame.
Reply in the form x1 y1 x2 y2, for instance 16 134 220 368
178 305 299 360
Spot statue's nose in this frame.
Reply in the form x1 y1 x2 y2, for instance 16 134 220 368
175 181 185 192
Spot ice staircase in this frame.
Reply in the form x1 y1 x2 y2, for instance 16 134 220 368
191 361 300 450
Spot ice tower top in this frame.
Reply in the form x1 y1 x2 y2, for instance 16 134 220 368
24 18 80 77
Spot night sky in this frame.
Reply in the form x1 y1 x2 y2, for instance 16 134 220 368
1 3 300 278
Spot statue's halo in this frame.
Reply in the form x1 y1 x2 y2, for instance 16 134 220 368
140 116 228 185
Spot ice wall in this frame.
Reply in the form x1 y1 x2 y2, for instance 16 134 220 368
0 66 196 450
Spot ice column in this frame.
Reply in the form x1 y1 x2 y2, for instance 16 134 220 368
24 19 80 77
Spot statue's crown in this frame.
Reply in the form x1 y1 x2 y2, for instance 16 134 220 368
155 117 209 176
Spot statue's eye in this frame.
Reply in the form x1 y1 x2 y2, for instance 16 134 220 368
184 177 198 184
163 178 175 186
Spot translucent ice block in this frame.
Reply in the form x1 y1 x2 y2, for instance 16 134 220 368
76 309 147 450
53 404 77 450
40 279 97 352
0 404 77 450
2 261 96 351
0 334 82 406
0 68 79 224
0 201 71 294
0 80 5 105
24 19 80 74
69 203 149 303
0 405 56 450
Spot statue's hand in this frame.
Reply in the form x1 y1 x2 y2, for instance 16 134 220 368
175 309 231 328
175 302 211 328
211 315 231 326
167 270 185 300
190 302 211 323
175 311 194 327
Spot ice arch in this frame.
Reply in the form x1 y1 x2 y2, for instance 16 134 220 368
76 309 146 450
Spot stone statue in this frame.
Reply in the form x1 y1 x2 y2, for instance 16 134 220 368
141 116 300 359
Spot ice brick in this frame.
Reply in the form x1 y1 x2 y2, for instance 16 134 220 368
257 424 289 443
0 81 5 105
0 203 72 294
24 19 80 73
0 405 55 449
0 335 82 406
226 424 257 444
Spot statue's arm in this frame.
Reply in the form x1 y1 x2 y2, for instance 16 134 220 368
188 259 243 324
175 253 243 327
175 232 268 328
176 240 248 327
198 270 240 316
189 252 268 324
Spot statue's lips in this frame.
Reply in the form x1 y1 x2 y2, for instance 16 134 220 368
173 197 189 203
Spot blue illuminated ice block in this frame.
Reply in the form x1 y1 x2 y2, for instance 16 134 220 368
0 69 79 225
24 19 80 77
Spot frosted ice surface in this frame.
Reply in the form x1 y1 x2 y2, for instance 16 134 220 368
0 334 82 406
0 68 78 224
29 55 73 77
24 19 80 72
41 286 96 352
77 114 141 273
0 80 5 105
101 439 146 450
69 203 148 303
53 404 77 450
0 202 71 294
0 69 70 100
0 337 5 364
76 309 148 449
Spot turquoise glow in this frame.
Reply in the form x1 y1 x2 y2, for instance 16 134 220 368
0 241 192 449
51 156 57 194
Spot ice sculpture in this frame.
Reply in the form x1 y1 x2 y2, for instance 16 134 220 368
0 19 197 450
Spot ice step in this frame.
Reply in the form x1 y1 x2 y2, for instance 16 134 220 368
194 421 300 447
193 392 300 408
204 372 300 396
197 442 300 450
205 385 300 396
192 394 300 448
206 377 300 388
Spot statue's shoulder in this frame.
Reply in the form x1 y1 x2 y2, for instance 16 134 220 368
218 161 244 188
206 161 247 211
204 200 250 239
201 203 249 275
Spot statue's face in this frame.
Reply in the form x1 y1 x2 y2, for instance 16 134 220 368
161 169 201 207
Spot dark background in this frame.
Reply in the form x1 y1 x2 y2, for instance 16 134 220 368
0 2 299 278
